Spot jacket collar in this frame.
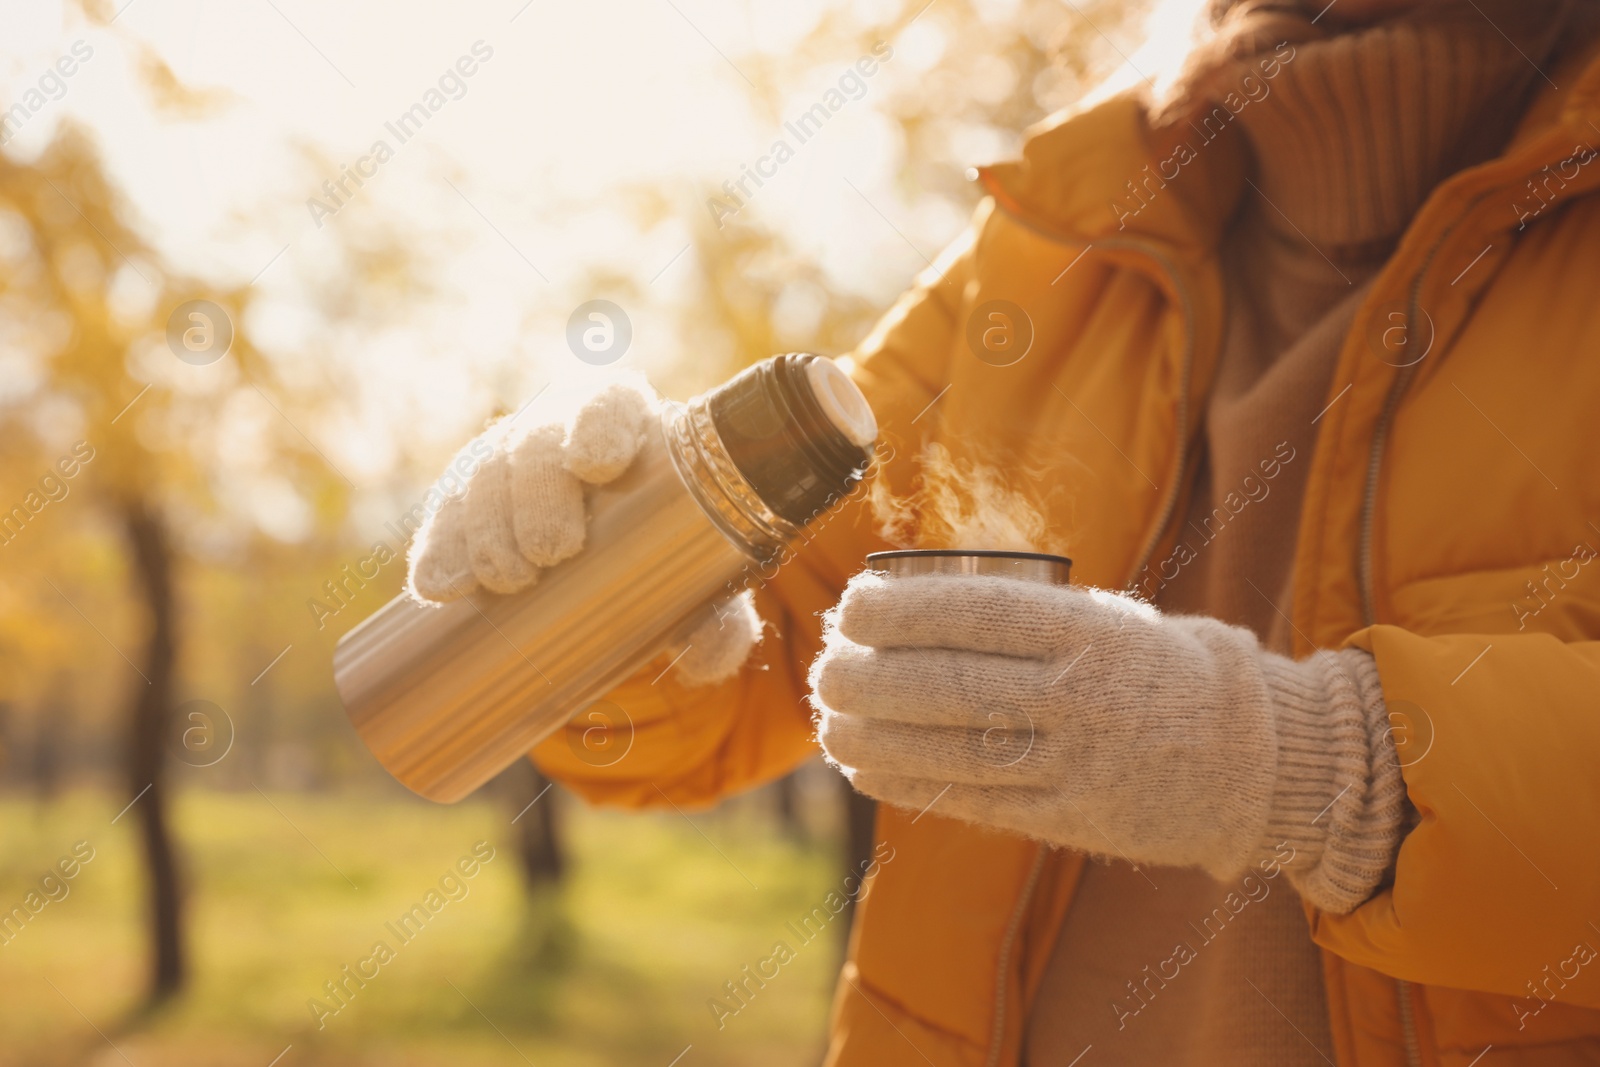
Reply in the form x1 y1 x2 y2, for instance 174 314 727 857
976 32 1600 262
976 90 1243 260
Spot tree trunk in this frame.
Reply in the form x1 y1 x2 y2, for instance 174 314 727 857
30 698 64 803
0 700 13 787
31 671 73 805
502 758 564 885
122 499 185 1001
242 643 272 790
772 769 807 841
836 773 877 947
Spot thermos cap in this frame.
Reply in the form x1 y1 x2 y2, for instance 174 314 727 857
805 358 878 448
707 354 878 528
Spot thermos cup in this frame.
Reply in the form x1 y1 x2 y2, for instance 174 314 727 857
865 549 1072 585
334 354 878 802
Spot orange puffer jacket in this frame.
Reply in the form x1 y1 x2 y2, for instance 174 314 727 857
535 38 1600 1067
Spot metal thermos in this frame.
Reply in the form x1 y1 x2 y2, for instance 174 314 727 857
334 354 878 803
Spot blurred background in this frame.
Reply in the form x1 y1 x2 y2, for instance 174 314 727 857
0 0 1197 1062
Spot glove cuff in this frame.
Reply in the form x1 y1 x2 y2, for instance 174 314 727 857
1258 648 1409 914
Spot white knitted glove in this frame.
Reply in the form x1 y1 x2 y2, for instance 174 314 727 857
811 571 1409 914
406 381 762 687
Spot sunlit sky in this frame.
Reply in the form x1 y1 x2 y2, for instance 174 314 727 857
1 0 1203 538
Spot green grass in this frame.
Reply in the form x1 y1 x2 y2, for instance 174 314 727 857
0 788 846 1066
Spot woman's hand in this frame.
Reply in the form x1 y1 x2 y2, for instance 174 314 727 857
406 380 761 687
408 381 652 600
810 570 1408 912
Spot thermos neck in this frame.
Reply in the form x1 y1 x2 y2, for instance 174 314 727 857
666 354 877 560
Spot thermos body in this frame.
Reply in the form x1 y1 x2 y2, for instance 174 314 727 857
333 422 750 803
335 355 878 803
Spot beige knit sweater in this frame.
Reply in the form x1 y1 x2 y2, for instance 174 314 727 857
1023 3 1572 1063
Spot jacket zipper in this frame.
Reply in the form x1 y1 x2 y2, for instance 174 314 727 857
975 207 1203 1066
1396 980 1422 1067
985 848 1048 1067
1357 232 1444 1067
1357 191 1497 1067
1357 220 1454 627
1357 184 1510 623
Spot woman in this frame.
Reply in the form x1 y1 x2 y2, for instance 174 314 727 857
410 0 1600 1062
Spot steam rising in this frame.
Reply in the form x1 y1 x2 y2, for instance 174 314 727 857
870 443 1063 555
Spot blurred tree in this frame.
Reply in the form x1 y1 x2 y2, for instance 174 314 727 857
772 769 808 842
0 123 352 1000
0 701 12 787
29 672 71 804
498 759 566 886
839 779 878 939
0 128 192 998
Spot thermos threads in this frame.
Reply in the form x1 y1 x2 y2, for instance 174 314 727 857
708 354 877 527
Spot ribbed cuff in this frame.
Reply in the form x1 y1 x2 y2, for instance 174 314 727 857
1257 648 1409 914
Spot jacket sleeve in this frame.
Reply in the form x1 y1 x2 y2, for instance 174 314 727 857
530 230 975 809
1311 624 1600 1004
